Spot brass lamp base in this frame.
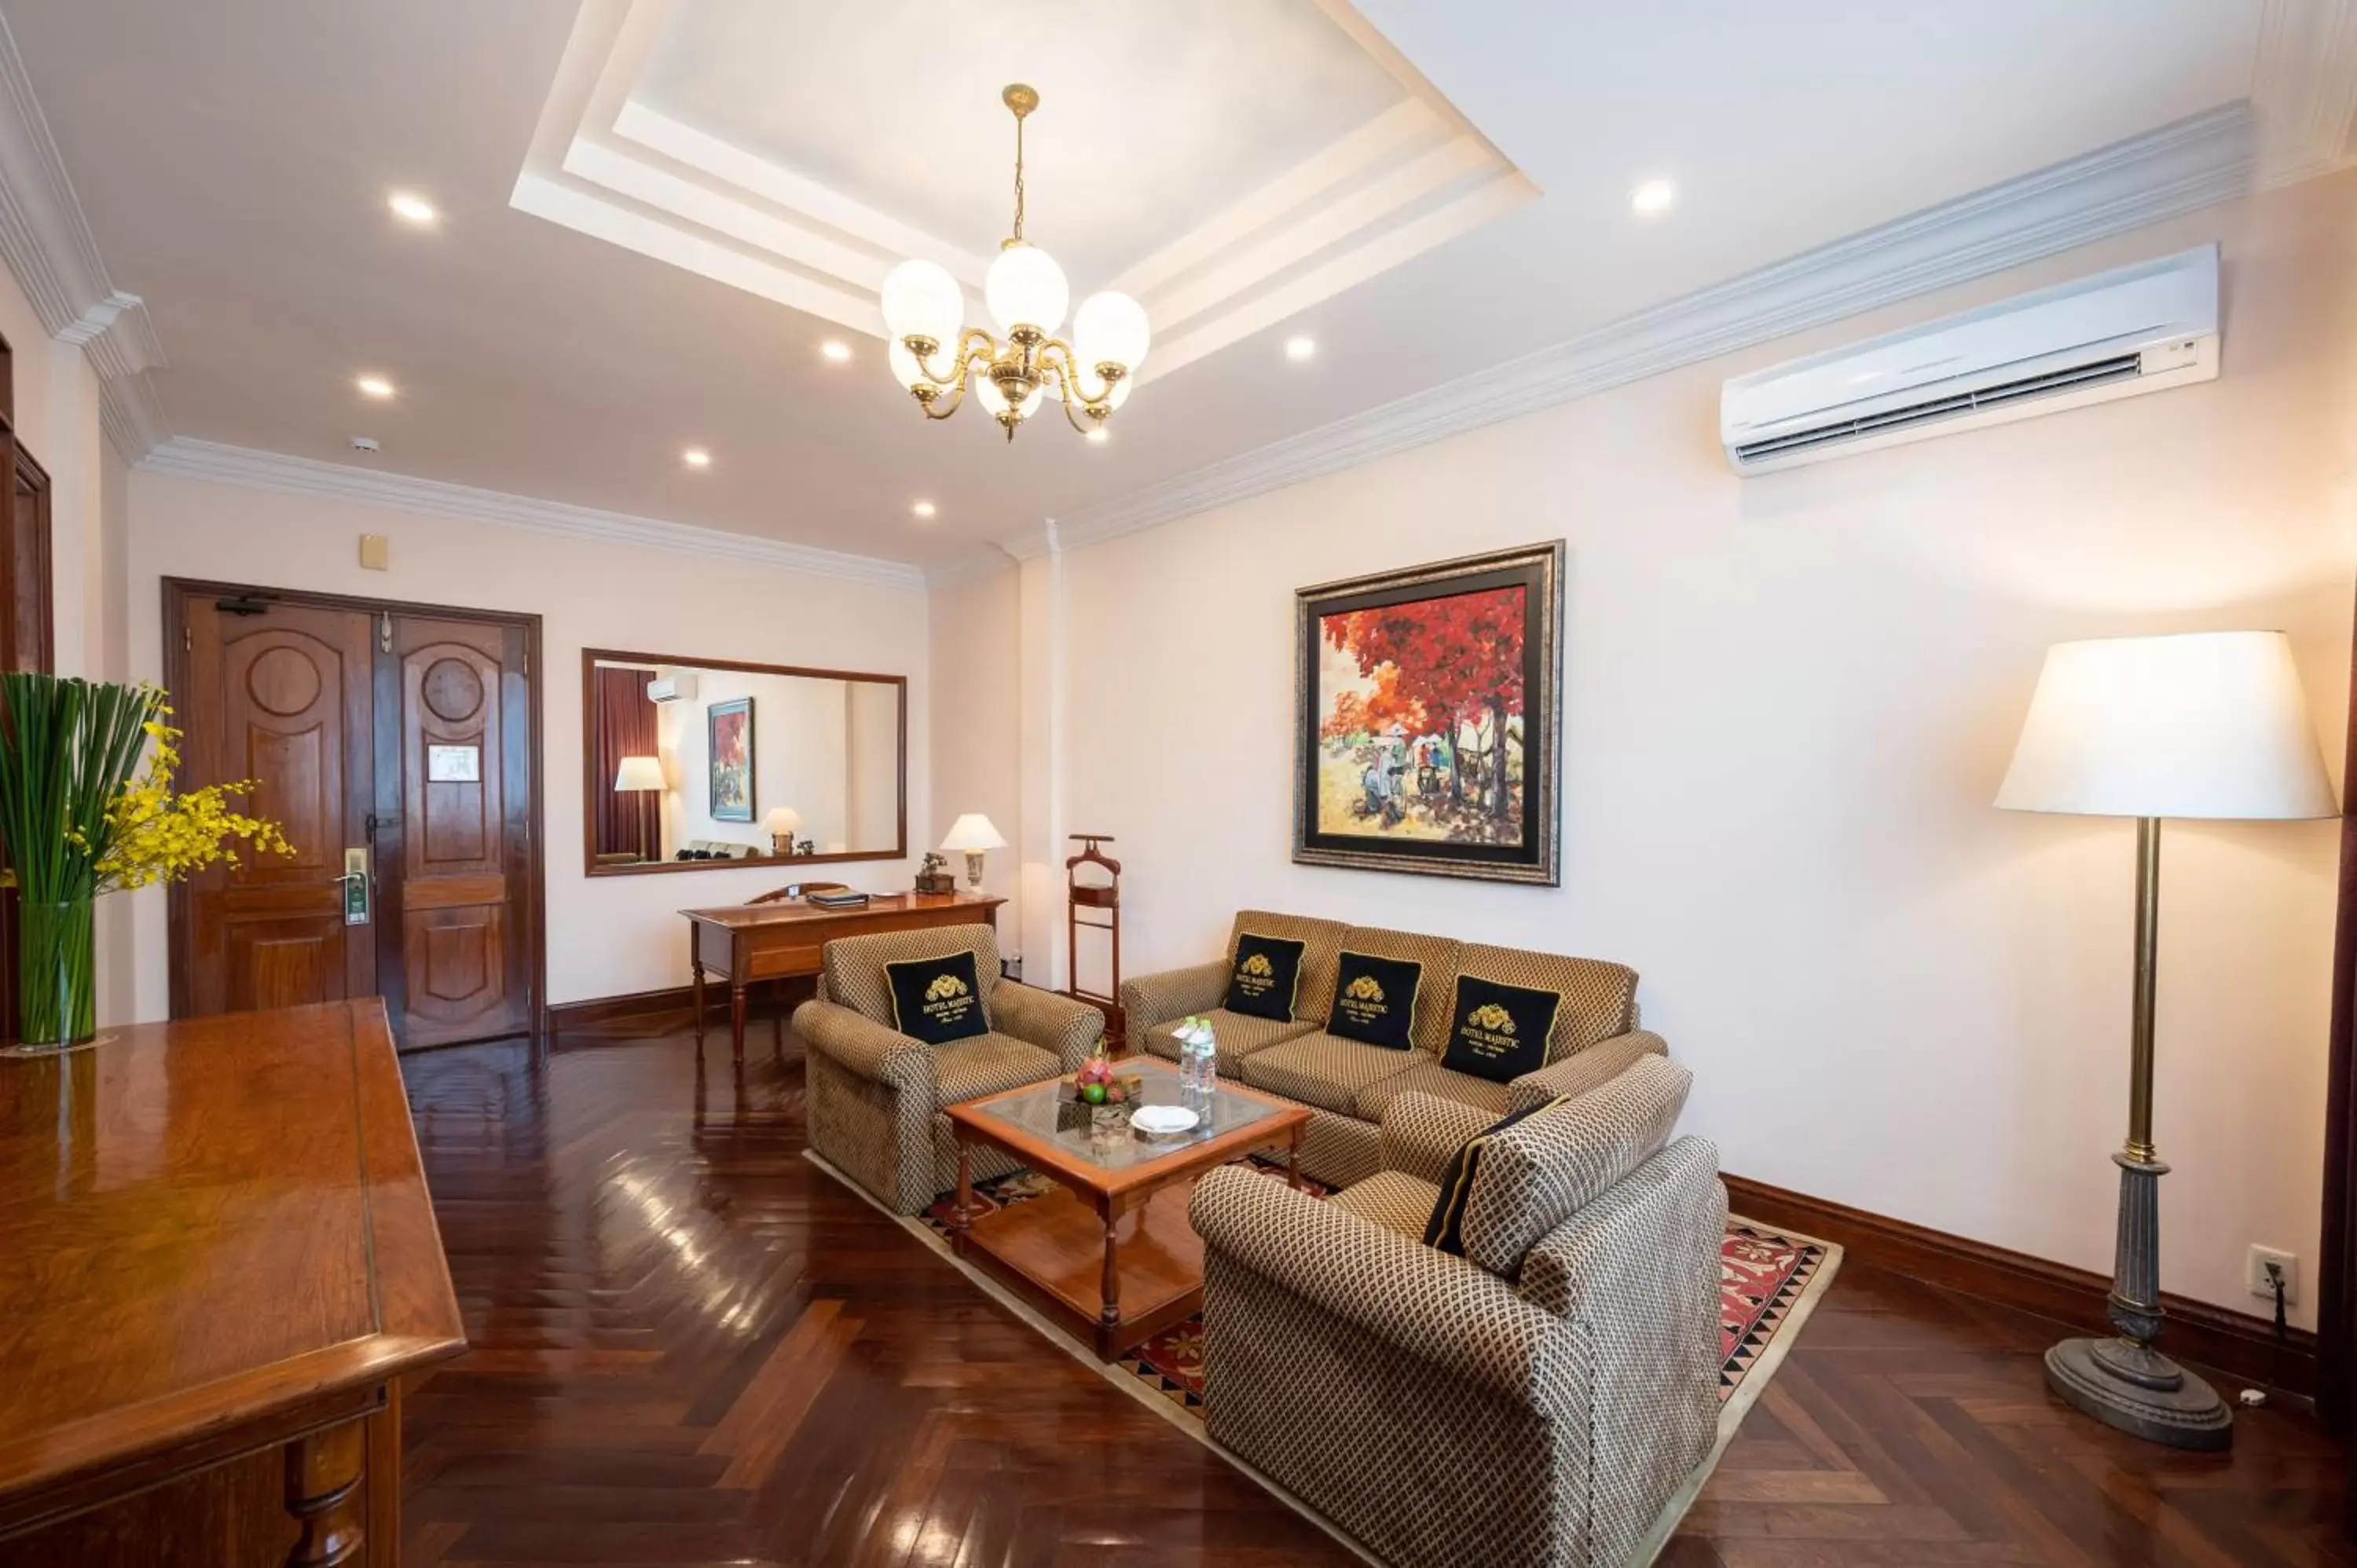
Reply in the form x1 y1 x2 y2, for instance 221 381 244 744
2044 1336 2232 1451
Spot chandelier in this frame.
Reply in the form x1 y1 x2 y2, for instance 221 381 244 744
880 85 1150 442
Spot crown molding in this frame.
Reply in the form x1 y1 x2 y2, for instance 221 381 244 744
137 438 927 592
0 9 167 458
2253 0 2357 184
920 544 1019 591
1003 103 2257 561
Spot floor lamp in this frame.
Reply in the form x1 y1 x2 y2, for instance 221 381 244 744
1996 631 2337 1449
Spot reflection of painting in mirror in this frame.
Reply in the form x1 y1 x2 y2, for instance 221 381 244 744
583 653 905 870
707 698 753 821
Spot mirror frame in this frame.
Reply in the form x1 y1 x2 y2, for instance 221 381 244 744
580 647 907 877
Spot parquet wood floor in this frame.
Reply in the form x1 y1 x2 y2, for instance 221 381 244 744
398 1034 2350 1566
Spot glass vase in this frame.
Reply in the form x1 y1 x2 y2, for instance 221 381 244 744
18 896 96 1050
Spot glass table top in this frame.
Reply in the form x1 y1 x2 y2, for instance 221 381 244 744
970 1056 1283 1172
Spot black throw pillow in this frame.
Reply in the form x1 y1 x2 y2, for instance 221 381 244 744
1439 975 1561 1084
885 950 990 1046
1224 932 1307 1022
1327 951 1421 1051
1424 1095 1570 1258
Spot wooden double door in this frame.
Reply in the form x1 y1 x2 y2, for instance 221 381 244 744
167 582 541 1049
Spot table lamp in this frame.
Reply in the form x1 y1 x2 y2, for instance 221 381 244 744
940 813 1007 887
1996 630 2337 1449
612 756 665 793
764 806 801 855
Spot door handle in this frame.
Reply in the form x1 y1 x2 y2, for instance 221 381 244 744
338 847 372 926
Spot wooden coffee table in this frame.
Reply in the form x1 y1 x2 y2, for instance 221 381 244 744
944 1056 1310 1360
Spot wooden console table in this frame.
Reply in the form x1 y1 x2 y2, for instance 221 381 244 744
684 889 1006 1063
0 998 464 1567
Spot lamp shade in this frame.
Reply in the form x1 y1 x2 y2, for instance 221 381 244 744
940 812 1007 852
613 756 665 793
1073 291 1150 373
1994 632 2338 819
984 242 1069 335
881 258 964 346
763 806 801 835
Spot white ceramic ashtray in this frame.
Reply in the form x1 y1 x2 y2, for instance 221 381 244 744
1131 1105 1200 1135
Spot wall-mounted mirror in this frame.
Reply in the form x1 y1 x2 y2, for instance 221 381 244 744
582 650 905 876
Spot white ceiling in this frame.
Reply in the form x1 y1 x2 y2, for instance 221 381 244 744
0 0 2326 574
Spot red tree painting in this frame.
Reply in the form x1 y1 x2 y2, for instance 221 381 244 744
1317 584 1527 843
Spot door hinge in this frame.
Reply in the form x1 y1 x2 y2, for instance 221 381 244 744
183 625 191 654
378 612 392 653
520 647 529 678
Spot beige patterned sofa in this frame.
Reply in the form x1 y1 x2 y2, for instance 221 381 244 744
793 924 1103 1214
1119 910 1666 1188
1190 1055 1725 1568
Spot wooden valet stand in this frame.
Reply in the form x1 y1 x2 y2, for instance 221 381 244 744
1065 833 1123 1050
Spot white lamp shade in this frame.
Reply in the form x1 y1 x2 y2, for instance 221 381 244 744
940 812 1008 852
888 339 933 392
613 755 665 793
1073 291 1150 373
763 806 801 834
984 242 1069 335
1995 631 2338 819
882 258 964 346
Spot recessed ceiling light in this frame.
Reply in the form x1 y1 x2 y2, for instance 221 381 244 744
1630 178 1677 217
387 192 438 225
911 500 937 519
682 448 713 470
1285 336 1316 362
1085 427 1109 445
354 374 396 400
820 339 852 363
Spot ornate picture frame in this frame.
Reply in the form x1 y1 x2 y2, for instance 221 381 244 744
1293 541 1563 885
706 696 754 822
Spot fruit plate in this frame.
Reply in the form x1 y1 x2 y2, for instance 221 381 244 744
1130 1104 1200 1136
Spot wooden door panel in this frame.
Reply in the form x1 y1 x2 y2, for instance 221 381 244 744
386 621 530 1046
178 599 374 1019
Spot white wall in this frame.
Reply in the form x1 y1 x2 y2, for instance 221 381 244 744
948 171 2357 1328
123 471 931 1012
927 564 1024 945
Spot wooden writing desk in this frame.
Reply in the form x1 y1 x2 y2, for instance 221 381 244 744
684 889 1006 1063
0 998 465 1566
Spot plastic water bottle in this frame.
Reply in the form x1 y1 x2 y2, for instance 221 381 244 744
1178 1016 1218 1106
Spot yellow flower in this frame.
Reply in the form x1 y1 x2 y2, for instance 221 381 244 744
93 711 293 892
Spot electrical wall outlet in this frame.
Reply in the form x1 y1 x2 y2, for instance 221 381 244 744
2247 1244 2298 1305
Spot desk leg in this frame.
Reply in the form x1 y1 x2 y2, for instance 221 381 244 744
730 982 748 1068
284 1418 366 1567
691 961 707 1049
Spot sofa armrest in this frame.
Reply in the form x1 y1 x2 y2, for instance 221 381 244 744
1507 1029 1667 1113
1190 1166 1562 1407
1117 958 1230 1036
989 980 1104 1071
1517 1136 1725 1322
792 998 937 1100
1379 1090 1501 1185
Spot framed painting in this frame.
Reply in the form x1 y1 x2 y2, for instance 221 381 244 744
1294 541 1563 885
707 696 754 822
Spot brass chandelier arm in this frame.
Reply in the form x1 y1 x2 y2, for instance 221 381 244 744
1034 339 1121 408
907 328 1001 390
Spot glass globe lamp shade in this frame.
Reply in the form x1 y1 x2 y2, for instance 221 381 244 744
1074 291 1150 373
888 340 935 392
984 242 1069 335
882 258 964 347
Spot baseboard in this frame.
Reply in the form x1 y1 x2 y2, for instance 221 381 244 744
1721 1174 2318 1402
546 978 816 1049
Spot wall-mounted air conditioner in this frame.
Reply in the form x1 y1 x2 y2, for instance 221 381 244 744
646 668 698 703
1721 244 2219 474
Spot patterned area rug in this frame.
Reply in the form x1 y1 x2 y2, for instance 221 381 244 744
915 1155 1834 1420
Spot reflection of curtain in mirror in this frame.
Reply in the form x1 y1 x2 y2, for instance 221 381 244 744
593 666 660 858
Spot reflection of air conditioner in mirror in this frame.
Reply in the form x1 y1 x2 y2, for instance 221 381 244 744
1721 244 2219 474
646 669 698 703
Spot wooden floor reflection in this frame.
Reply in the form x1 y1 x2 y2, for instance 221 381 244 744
398 1032 2350 1566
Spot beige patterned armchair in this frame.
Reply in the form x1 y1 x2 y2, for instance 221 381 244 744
1189 1056 1724 1568
793 924 1102 1214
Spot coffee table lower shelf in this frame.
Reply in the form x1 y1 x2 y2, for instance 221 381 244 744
952 1182 1205 1361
